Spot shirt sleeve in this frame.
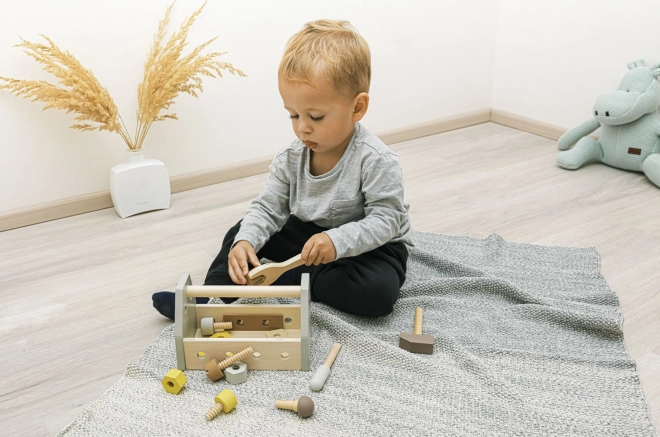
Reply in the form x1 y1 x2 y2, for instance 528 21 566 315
233 153 291 252
323 153 408 259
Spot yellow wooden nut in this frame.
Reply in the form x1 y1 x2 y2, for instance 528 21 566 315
210 332 231 338
215 389 238 413
162 369 187 394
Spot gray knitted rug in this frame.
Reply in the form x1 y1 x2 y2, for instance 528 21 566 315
58 231 657 436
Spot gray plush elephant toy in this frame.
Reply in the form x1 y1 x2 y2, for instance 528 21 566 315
557 59 660 188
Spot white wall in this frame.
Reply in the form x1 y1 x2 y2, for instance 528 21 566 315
491 0 660 130
0 0 499 214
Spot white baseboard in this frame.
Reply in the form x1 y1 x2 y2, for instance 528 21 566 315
378 109 491 144
0 156 273 232
490 109 566 140
0 107 566 232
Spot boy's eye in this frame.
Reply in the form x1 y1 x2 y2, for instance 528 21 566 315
288 114 324 121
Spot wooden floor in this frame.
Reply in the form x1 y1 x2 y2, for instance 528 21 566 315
1 122 659 435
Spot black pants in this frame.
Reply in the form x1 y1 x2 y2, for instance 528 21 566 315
205 215 408 317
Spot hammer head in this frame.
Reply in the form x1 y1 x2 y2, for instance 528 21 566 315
399 333 434 354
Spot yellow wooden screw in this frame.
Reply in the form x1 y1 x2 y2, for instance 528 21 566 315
205 389 238 421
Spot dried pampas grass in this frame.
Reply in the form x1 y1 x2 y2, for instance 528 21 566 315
0 36 128 139
0 1 245 150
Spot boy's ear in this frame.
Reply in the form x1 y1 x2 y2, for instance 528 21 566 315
352 92 369 122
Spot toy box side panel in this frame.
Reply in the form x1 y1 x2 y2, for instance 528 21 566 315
174 274 195 370
183 337 302 370
301 274 311 371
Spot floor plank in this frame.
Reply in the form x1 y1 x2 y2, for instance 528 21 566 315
1 122 658 435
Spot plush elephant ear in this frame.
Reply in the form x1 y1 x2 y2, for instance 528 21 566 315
627 59 646 69
651 63 660 78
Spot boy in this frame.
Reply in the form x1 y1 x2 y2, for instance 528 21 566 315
153 19 413 319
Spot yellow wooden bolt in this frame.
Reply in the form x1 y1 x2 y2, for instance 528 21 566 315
205 389 238 421
162 369 187 394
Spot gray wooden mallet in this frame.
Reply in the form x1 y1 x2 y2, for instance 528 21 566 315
309 343 341 391
276 396 315 418
399 307 434 354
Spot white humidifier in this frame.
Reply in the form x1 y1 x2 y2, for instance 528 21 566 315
109 149 171 218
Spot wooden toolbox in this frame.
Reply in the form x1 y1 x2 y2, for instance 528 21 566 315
174 273 311 371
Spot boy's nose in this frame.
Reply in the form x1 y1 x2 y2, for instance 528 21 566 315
297 121 312 135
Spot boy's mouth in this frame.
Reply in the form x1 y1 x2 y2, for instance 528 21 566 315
304 141 317 149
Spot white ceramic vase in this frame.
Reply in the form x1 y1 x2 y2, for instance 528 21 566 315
109 149 171 218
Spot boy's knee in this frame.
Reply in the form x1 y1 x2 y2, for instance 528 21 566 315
311 266 399 317
362 277 399 317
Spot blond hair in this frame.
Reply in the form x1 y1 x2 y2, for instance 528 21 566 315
279 19 371 98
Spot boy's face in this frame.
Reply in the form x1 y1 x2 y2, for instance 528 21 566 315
279 75 368 155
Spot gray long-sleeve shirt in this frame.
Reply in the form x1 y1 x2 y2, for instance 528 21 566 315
234 122 414 260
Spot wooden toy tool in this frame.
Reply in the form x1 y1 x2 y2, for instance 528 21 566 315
309 343 341 391
175 273 312 372
276 396 315 418
161 369 187 394
205 389 237 421
200 317 232 336
399 307 434 354
247 254 304 285
204 347 254 381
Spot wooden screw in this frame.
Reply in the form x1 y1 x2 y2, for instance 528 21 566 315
201 317 232 336
204 347 254 381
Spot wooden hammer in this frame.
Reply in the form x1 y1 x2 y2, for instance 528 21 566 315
399 307 434 354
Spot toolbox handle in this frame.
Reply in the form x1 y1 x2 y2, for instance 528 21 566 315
185 285 301 298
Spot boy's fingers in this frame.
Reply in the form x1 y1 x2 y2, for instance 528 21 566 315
238 256 249 277
301 243 311 265
228 263 239 284
308 246 319 266
230 256 246 284
248 251 261 268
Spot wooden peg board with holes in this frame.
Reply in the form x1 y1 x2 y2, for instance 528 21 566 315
174 273 312 371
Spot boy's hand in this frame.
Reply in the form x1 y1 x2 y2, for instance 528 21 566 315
301 233 337 266
228 240 261 285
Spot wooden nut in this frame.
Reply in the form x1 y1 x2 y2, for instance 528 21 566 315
162 369 187 394
210 332 231 338
204 359 225 381
225 362 248 385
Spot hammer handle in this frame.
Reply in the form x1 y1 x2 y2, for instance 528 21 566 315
414 307 423 335
323 343 342 367
276 400 297 411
